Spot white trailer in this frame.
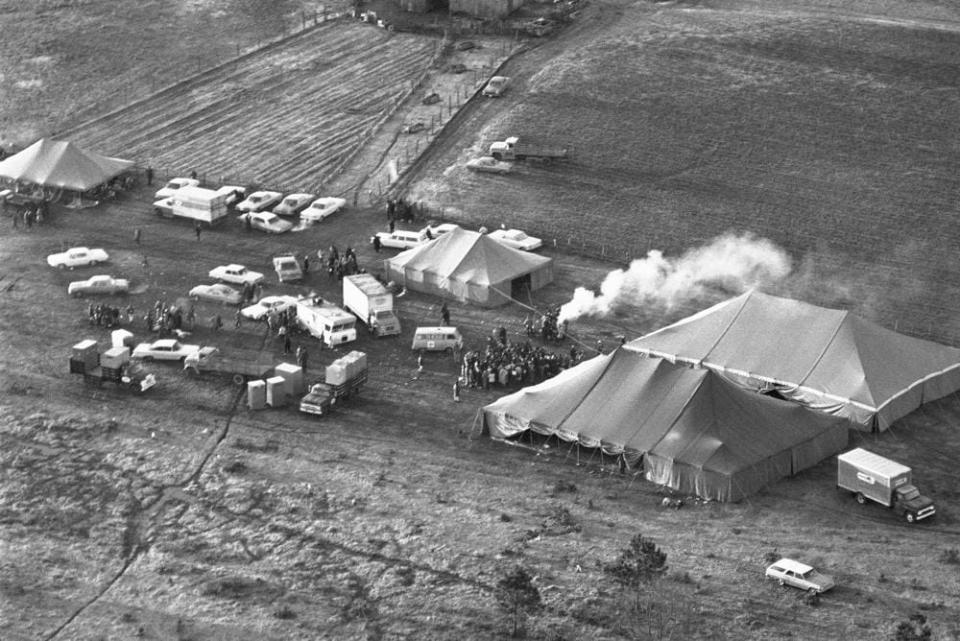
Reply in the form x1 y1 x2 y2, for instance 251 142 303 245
155 186 229 224
296 296 358 347
342 273 400 337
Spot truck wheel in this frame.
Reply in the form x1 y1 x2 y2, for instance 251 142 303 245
855 492 866 505
906 512 916 523
185 367 198 378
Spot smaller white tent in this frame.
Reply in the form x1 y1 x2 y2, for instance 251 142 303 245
0 138 134 191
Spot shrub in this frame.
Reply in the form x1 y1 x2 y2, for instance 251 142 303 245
938 548 960 565
892 613 932 641
493 565 542 638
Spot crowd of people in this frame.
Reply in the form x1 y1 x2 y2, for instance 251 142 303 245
323 244 362 280
460 330 583 390
87 303 135 329
524 307 567 343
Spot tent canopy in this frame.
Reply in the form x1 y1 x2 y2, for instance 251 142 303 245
0 138 134 191
626 290 960 431
384 227 553 306
483 349 849 502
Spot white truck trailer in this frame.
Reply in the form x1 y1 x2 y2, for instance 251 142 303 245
488 136 568 162
837 448 936 523
154 185 229 224
342 273 400 337
296 296 358 348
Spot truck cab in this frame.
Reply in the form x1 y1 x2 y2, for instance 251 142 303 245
893 484 936 523
489 136 520 161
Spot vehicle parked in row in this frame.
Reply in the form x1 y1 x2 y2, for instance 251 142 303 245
235 190 283 213
239 211 294 234
216 185 247 206
155 186 230 224
272 254 304 282
47 247 109 269
425 222 459 237
765 558 836 594
132 339 201 362
189 283 243 306
412 326 463 352
154 177 199 200
371 228 431 250
465 156 512 175
487 228 543 251
208 264 264 286
241 295 299 321
301 196 347 223
482 75 510 97
272 193 315 217
67 275 129 297
402 122 425 134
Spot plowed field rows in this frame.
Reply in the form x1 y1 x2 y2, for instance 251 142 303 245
65 21 438 192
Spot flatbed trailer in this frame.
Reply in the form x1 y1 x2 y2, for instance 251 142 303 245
184 347 274 385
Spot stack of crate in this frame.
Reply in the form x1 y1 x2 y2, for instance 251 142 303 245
100 346 130 381
70 340 99 374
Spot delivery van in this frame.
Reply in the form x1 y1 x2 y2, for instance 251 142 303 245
412 326 463 352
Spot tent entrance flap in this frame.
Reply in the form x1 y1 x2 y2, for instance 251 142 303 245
511 274 531 300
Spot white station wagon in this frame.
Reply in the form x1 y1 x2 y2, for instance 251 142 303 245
765 558 836 594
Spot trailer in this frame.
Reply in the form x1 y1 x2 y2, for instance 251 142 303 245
299 351 368 416
153 185 229 224
342 273 401 337
296 296 358 347
183 347 274 385
488 136 568 161
70 342 156 393
837 448 936 523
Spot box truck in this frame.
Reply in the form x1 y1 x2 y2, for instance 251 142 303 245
342 273 400 337
837 448 936 523
296 296 358 347
153 185 229 224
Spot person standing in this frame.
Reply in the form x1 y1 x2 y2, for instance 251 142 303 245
283 332 292 355
195 222 202 240
372 235 381 253
441 302 450 326
134 228 141 245
417 352 424 376
453 378 461 402
297 346 308 372
234 308 242 329
145 166 154 186
303 255 310 273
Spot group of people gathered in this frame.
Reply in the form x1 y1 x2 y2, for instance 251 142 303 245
322 244 361 281
88 303 135 329
524 307 567 343
460 332 582 390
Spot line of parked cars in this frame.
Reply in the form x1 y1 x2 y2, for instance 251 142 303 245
371 223 543 251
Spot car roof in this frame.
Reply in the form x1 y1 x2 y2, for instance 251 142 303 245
222 264 245 270
770 558 812 573
152 339 178 348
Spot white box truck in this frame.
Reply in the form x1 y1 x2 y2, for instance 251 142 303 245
342 273 400 337
296 296 358 348
154 185 229 224
837 448 936 523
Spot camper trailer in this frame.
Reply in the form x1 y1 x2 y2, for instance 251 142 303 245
296 297 358 348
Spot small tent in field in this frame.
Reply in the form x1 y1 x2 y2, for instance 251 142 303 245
383 227 553 306
627 291 960 431
0 138 134 191
482 349 849 502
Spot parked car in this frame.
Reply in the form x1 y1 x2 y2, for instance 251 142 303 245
47 246 109 269
402 122 425 134
455 40 477 51
235 190 283 213
422 92 441 105
448 63 468 74
372 228 431 250
216 185 247 206
154 177 199 200
465 156 512 175
482 76 510 97
67 275 130 297
425 222 460 237
301 196 347 223
272 192 315 217
132 339 201 362
487 228 543 251
239 211 294 234
208 264 264 286
189 283 243 305
765 559 836 594
241 295 299 321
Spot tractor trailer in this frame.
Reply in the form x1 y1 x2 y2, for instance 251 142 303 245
342 273 400 337
488 136 568 161
837 448 936 523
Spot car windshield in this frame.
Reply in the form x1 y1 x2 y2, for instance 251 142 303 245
511 232 528 240
165 181 180 189
898 486 920 500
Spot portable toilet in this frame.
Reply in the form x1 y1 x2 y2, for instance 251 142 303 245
247 380 266 410
265 375 287 407
111 329 135 348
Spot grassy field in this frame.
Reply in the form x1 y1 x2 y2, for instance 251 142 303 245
3 0 960 640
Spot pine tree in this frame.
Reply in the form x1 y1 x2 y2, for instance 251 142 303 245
493 565 542 638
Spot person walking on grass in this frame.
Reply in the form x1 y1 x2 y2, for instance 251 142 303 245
234 308 242 329
195 222 202 241
453 378 461 402
441 302 450 326
134 228 141 245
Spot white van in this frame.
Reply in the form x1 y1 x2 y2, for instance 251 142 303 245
412 326 463 352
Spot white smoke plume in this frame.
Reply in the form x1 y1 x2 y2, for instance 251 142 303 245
559 233 792 323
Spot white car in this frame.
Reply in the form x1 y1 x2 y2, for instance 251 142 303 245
482 75 510 97
272 193 315 217
154 177 199 200
372 229 431 250
235 190 283 213
241 295 299 321
301 196 347 223
465 156 512 175
47 246 109 269
67 275 130 297
425 222 460 237
765 558 836 594
132 339 201 362
189 283 243 305
216 185 247 206
208 264 264 286
487 228 543 251
239 211 294 234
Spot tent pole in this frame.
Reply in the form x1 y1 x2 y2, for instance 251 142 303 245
564 440 576 462
576 443 580 466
